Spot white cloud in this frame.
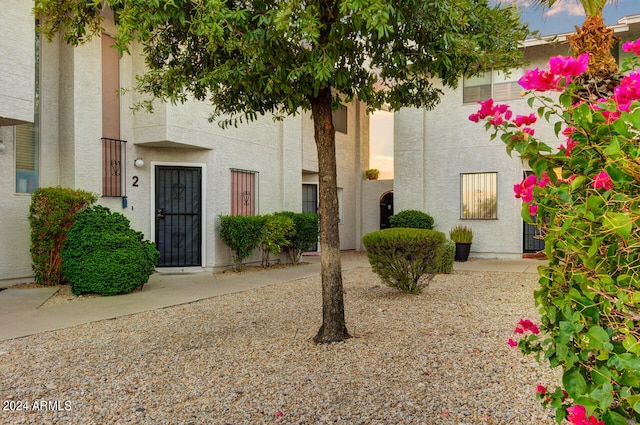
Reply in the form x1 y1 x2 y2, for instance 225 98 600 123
543 0 585 18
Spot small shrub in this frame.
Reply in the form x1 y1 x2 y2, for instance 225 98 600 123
219 215 266 270
260 214 295 267
436 239 455 274
449 225 473 243
275 211 319 264
362 228 445 294
62 205 159 296
389 209 434 230
29 187 97 286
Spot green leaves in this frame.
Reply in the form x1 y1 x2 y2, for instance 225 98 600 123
602 212 634 239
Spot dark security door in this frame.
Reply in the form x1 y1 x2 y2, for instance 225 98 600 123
302 184 318 251
379 191 393 229
155 166 202 267
522 171 545 253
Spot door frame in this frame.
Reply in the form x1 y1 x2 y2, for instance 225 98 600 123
150 162 207 268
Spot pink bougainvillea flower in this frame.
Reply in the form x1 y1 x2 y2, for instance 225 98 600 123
523 127 535 136
562 126 576 137
507 338 518 347
489 112 505 126
514 175 537 203
276 411 284 418
592 171 613 190
613 71 640 112
514 326 525 334
512 113 537 127
561 138 578 157
623 38 640 55
536 172 550 188
536 384 547 394
518 319 540 334
518 68 562 91
469 99 512 125
549 53 589 78
567 405 604 425
529 203 539 216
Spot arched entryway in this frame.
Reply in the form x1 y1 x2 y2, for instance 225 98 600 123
379 191 394 229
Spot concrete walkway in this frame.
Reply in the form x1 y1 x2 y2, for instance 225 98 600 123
0 253 544 341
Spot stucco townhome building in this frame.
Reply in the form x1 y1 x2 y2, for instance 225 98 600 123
0 2 383 286
394 14 640 259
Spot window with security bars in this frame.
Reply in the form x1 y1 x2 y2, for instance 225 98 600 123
461 172 498 219
102 138 126 197
231 169 258 216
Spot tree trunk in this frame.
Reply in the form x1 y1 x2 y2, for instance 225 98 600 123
310 87 351 344
568 15 618 77
569 14 621 102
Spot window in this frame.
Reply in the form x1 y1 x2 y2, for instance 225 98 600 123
332 105 347 134
231 169 258 215
16 28 40 194
463 69 524 103
461 172 498 219
15 124 39 193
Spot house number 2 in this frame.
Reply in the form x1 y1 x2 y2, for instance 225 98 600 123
132 176 139 187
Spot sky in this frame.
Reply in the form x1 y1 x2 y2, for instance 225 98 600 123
369 0 640 179
503 0 640 36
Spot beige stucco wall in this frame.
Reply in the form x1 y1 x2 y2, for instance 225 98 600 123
394 36 640 258
361 179 394 246
0 8 370 283
0 0 34 126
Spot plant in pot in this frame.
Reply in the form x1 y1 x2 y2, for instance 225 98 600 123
449 225 473 262
365 168 380 180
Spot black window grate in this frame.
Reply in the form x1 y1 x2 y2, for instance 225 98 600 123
102 138 127 197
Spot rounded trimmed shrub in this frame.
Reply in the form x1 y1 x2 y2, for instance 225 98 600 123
274 211 319 264
389 209 435 230
62 205 159 296
362 228 445 294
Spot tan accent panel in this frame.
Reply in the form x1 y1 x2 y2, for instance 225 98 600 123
102 34 120 140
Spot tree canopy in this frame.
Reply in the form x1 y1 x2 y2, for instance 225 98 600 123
34 0 530 343
35 0 529 124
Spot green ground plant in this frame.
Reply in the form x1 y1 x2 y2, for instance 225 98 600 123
219 215 267 271
275 211 319 265
260 214 295 268
471 48 640 424
389 209 435 230
62 205 159 296
28 187 97 286
362 228 445 294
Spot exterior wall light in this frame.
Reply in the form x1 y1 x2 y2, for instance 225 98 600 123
134 157 144 168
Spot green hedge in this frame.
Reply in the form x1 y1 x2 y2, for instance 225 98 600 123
389 209 435 230
362 228 445 294
29 187 97 286
219 215 267 270
62 205 159 296
436 239 455 274
275 211 319 264
260 214 294 267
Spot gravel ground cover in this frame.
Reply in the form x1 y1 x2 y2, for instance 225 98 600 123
0 266 560 424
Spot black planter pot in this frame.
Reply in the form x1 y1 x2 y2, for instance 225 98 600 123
454 242 472 262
